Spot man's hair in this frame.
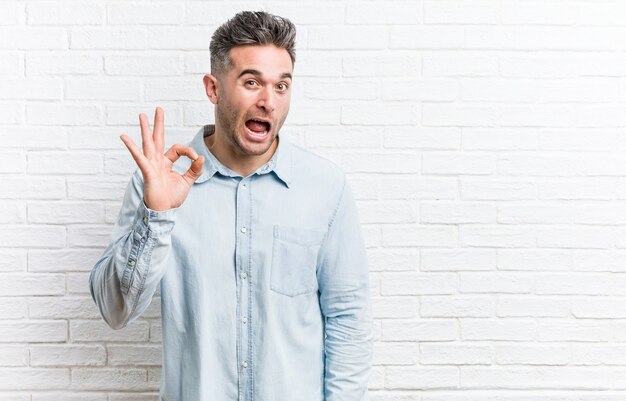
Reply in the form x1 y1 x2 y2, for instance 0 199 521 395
210 11 296 76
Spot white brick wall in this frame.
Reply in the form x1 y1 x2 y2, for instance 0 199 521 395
3 0 626 399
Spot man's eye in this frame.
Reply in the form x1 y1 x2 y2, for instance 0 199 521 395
277 83 288 91
245 80 258 87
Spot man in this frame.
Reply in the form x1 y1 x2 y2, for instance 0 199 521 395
89 11 372 401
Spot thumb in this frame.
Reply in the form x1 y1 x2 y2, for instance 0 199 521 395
183 155 204 183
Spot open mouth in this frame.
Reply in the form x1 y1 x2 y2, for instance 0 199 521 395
245 119 271 137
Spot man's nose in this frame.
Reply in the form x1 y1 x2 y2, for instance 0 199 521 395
256 86 275 112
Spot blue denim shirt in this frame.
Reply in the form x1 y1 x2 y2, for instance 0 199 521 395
89 125 373 401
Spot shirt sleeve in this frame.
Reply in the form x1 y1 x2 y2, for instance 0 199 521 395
89 169 177 330
317 176 374 401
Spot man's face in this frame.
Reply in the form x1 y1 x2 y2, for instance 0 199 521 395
211 44 293 158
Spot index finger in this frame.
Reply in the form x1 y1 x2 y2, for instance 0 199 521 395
153 106 164 155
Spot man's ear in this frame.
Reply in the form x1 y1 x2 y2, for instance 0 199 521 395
203 74 219 105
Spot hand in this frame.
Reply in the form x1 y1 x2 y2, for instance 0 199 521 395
120 107 204 211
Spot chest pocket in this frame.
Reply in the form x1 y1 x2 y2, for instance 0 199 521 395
270 225 326 297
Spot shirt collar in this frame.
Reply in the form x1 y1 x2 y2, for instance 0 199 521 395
189 125 292 188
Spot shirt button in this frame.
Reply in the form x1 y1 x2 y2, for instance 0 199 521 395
241 272 247 279
129 259 136 266
240 227 247 234
242 183 247 189
242 361 248 368
143 216 148 224
242 316 247 324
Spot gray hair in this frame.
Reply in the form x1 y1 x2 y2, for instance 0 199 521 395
210 11 297 76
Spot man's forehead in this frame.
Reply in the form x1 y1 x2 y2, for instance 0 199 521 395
229 44 293 76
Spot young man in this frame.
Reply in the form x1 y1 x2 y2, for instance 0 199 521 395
90 11 373 401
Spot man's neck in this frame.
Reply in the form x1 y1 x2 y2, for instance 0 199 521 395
203 126 278 177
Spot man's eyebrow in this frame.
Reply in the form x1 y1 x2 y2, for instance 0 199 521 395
237 69 293 81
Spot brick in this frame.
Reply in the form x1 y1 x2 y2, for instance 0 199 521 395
29 296 100 319
390 26 464 49
383 79 458 101
25 52 102 75
421 249 496 272
501 53 581 78
461 78 538 102
383 225 457 247
386 366 459 389
380 177 458 200
66 272 91 295
459 273 533 294
423 2 498 24
26 103 101 126
107 345 162 366
104 152 137 176
68 178 128 201
536 227 613 249
367 249 419 272
495 344 569 365
423 52 498 77
572 250 626 272
71 28 146 49
382 319 457 341
28 201 103 224
536 273 609 295
347 2 419 24
0 27 66 49
343 53 420 78
265 3 345 25
146 27 213 50
423 153 496 175
538 178 618 200
497 203 571 224
280 101 340 125
145 78 206 101
421 201 495 224
0 250 26 272
537 320 610 342
372 342 416 366
572 298 626 318
538 129 617 152
423 104 497 127
342 153 419 174
107 3 183 25
68 225 113 248
461 226 534 248
420 344 492 365
461 367 612 389
384 127 460 150
0 51 21 75
0 368 69 390
381 273 456 296
32 393 106 401
570 345 626 365
0 321 67 343
421 296 494 318
309 27 386 50
540 78 619 103
66 79 141 101
0 127 67 149
0 225 66 248
0 3 19 25
372 296 417 319
29 249 102 273
105 54 182 76
463 128 538 151
0 345 28 366
341 103 419 126
30 344 106 366
28 151 102 175
0 201 25 223
0 78 63 100
461 178 536 200
0 297 27 318
0 151 26 173
0 103 21 124
461 319 536 341
71 368 153 391
0 273 64 296
501 3 577 25
27 3 103 25
574 202 626 225
497 297 570 318
305 126 381 149
106 104 183 127
71 320 149 342
306 79 378 101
